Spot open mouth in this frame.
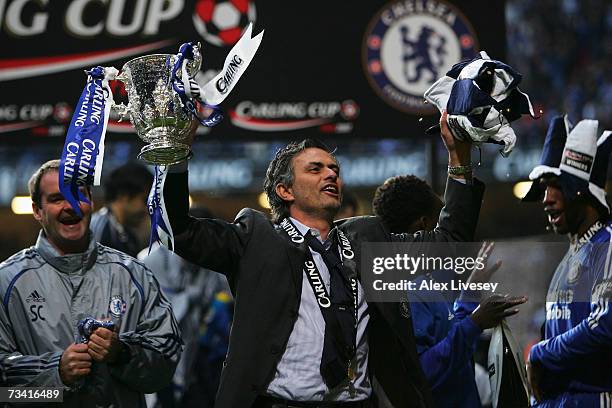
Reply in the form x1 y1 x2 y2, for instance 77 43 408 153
546 210 563 226
59 217 82 226
321 184 339 197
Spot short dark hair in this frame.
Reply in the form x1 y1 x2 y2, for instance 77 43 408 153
29 160 61 208
372 175 442 233
104 162 153 202
264 139 336 223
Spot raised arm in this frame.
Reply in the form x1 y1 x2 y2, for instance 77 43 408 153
394 111 485 243
163 163 254 278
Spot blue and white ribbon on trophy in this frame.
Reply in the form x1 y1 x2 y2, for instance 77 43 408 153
171 43 224 128
170 22 264 127
148 23 264 251
59 66 117 216
147 165 174 251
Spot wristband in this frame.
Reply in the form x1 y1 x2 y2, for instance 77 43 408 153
448 164 473 176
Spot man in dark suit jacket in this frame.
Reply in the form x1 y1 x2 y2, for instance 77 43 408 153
163 112 484 407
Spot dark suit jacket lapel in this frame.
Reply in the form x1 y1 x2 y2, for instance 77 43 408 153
275 225 308 299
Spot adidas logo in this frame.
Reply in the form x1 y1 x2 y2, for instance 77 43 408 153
26 290 45 303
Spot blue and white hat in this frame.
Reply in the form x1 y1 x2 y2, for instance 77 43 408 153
522 115 611 214
424 51 536 157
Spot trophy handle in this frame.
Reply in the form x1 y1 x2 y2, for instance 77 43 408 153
186 42 202 76
116 70 128 83
111 70 131 122
111 102 130 122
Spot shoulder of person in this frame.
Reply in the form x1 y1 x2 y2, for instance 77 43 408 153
235 207 268 221
89 210 112 241
95 243 151 275
0 246 42 290
336 215 387 238
89 207 110 227
587 222 612 269
234 208 277 232
592 220 612 244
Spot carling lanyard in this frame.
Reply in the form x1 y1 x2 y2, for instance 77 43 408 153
279 218 358 352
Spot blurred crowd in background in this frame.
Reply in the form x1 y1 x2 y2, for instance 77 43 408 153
507 0 611 137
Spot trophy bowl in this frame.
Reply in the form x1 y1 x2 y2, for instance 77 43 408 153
115 51 201 165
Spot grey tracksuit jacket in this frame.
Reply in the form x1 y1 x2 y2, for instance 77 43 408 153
0 232 182 407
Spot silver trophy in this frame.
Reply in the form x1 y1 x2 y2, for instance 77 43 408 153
114 47 202 165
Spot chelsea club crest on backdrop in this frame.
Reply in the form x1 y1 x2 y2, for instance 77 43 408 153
362 0 479 114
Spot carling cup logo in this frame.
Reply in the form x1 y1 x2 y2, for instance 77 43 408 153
362 0 479 114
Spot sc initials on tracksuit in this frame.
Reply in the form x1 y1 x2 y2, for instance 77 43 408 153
26 291 47 321
29 304 45 321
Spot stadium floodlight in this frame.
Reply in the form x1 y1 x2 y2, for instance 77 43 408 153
513 181 533 199
11 196 33 215
258 192 270 209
